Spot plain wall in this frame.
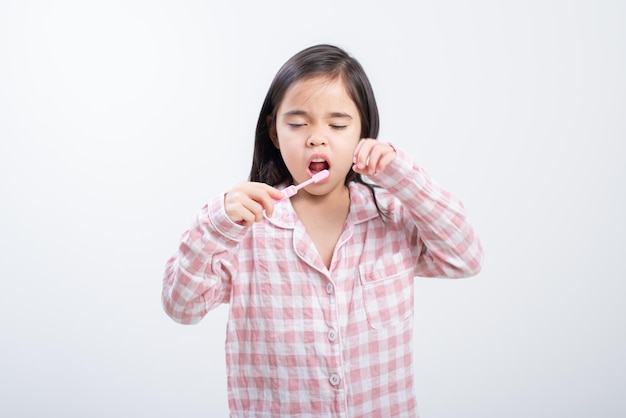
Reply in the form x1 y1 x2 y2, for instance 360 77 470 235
1 0 624 417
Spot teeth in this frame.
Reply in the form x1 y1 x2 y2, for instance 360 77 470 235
311 158 326 162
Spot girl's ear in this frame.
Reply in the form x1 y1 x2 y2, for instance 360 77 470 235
267 115 279 148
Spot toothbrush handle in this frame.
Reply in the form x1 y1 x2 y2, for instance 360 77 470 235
282 185 298 198
276 173 323 200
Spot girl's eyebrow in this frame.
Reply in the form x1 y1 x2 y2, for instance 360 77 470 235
327 112 353 119
281 109 353 119
281 110 308 117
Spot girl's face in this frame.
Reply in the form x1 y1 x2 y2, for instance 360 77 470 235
272 75 362 197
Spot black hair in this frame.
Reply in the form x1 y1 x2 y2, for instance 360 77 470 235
249 44 387 218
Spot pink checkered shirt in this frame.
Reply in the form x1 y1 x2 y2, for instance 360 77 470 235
163 148 483 417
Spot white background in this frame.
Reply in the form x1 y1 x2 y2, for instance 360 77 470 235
1 1 624 417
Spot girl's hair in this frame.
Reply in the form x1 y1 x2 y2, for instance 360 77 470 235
249 44 387 218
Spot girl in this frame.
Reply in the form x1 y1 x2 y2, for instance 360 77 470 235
163 44 483 417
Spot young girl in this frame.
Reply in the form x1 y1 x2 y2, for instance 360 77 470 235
162 44 483 417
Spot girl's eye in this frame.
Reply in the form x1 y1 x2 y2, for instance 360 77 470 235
331 125 347 130
288 123 305 128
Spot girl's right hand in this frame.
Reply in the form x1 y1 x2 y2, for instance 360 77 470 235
224 182 284 226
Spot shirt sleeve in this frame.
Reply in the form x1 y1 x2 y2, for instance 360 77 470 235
162 194 248 324
370 147 484 278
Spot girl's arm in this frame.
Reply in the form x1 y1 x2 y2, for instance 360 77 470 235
355 141 483 278
162 195 247 324
163 182 282 324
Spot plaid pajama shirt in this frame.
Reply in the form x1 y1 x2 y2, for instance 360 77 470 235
163 148 483 417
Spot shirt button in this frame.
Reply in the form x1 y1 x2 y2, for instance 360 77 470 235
326 283 334 294
329 373 341 386
328 328 337 342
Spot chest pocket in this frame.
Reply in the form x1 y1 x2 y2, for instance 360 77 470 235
358 252 415 329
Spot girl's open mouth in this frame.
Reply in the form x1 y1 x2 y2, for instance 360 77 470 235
308 157 330 174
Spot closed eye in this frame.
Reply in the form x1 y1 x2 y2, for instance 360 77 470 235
330 125 347 130
288 123 306 128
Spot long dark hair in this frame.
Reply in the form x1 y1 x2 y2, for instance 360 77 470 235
249 44 386 217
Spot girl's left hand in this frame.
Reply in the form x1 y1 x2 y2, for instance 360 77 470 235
352 139 397 176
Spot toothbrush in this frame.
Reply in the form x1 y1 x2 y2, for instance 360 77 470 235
279 170 330 200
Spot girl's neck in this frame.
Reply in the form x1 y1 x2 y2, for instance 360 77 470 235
290 184 350 214
290 184 351 270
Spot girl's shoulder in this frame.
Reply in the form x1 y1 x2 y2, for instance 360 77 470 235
349 181 393 202
348 181 399 219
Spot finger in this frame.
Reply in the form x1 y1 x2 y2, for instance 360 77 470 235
236 210 255 227
357 141 385 174
241 198 265 223
353 143 396 175
256 185 282 218
352 138 370 166
246 185 284 219
225 187 265 225
366 144 387 175
375 150 397 173
368 143 396 174
224 191 247 224
227 203 255 226
262 184 286 201
353 138 367 164
353 139 376 171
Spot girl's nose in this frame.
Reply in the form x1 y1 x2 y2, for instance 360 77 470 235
307 132 327 147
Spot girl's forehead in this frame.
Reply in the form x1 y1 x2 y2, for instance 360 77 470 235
279 75 355 111
288 75 346 93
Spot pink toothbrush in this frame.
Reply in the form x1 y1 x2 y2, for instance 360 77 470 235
279 170 330 200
